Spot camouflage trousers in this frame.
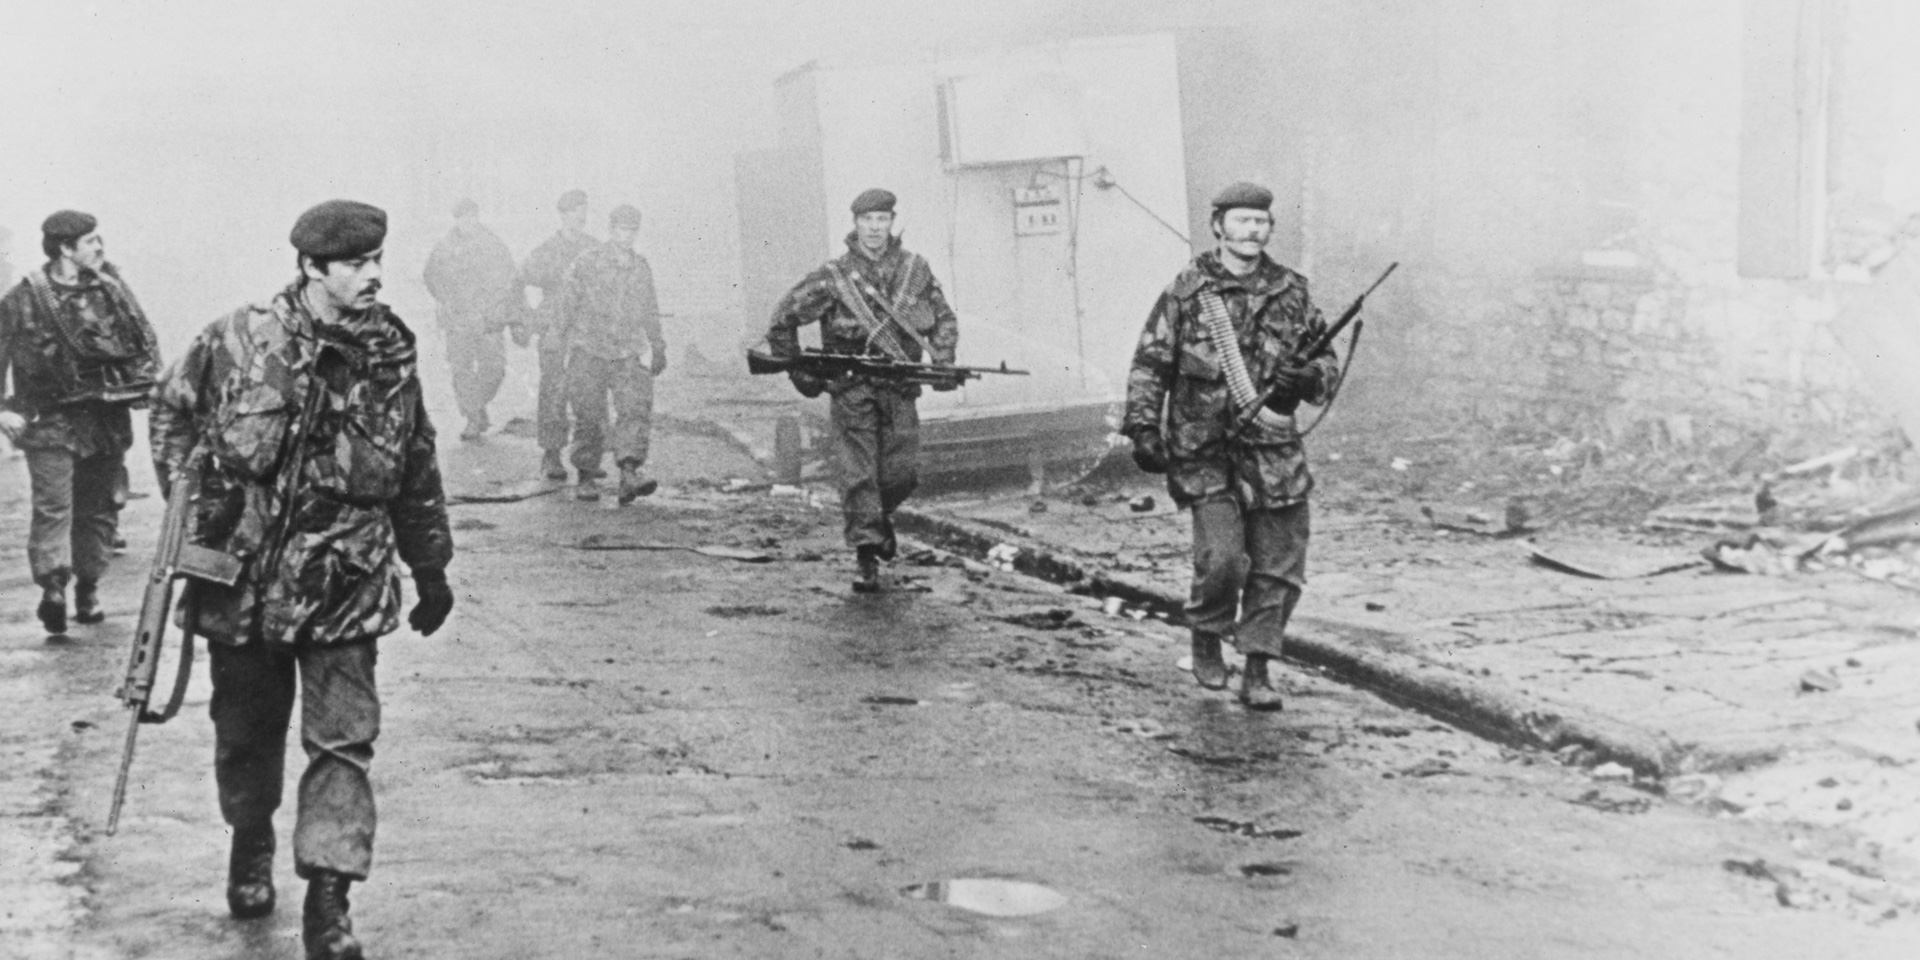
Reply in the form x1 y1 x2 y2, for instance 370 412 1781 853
210 638 380 880
536 340 570 453
1186 495 1308 659
25 447 122 589
830 383 919 551
568 354 653 473
444 327 505 425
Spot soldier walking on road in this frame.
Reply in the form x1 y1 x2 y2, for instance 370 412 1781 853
0 210 161 634
423 197 520 442
766 189 959 593
150 200 455 960
1122 182 1341 711
516 189 596 480
556 203 665 504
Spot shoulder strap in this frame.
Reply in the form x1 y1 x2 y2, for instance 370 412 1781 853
823 261 915 360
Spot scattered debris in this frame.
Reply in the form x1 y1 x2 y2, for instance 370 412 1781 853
1528 540 1701 579
1423 502 1527 537
1101 596 1126 617
720 477 772 494
1111 718 1174 740
843 837 880 851
1702 534 1803 576
1028 500 1048 514
704 605 785 618
1357 724 1411 738
1272 923 1301 939
1591 762 1635 781
1570 787 1651 814
70 720 93 731
1399 758 1458 778
1798 669 1842 694
575 535 774 563
1000 609 1084 630
1192 816 1304 840
862 695 922 707
449 480 564 504
1129 495 1156 513
768 484 806 498
1646 498 1759 534
1364 601 1387 612
986 543 1022 571
1390 457 1411 472
1237 862 1294 877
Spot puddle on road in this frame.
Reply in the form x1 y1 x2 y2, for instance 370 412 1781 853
900 879 1067 917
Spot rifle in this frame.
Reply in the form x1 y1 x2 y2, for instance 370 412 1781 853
746 348 1029 389
106 466 243 835
1241 261 1397 427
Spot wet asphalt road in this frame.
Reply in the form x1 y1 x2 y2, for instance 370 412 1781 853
5 431 1917 959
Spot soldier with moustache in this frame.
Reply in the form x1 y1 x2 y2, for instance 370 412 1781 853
1123 182 1340 711
0 210 161 633
150 200 454 960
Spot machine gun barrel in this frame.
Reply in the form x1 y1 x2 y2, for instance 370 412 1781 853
747 348 1029 386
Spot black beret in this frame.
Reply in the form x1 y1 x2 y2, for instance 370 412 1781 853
609 204 643 228
291 200 387 258
452 197 479 218
1210 181 1273 213
42 210 98 243
557 189 588 212
851 188 896 216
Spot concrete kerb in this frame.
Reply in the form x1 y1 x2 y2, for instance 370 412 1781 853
893 505 1687 779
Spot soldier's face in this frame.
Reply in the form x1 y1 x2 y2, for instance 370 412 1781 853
62 231 106 271
562 206 588 232
309 250 384 314
855 211 894 252
1216 209 1272 258
610 224 638 248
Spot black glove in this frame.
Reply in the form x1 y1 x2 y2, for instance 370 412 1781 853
650 348 669 376
1128 430 1169 474
1265 365 1322 407
409 569 454 636
790 371 827 399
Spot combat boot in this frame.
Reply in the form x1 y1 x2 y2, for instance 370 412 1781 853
37 585 66 635
302 870 362 960
617 464 658 505
1238 654 1284 711
852 545 882 594
540 449 567 481
1189 632 1229 690
226 820 276 919
73 579 105 625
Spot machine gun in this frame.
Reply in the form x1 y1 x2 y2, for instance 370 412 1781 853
106 467 243 835
1240 261 1397 428
746 348 1029 390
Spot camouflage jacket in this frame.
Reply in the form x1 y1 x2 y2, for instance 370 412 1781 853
423 224 523 333
0 262 160 457
150 281 453 647
516 228 597 353
1124 251 1340 510
766 233 959 394
556 241 664 362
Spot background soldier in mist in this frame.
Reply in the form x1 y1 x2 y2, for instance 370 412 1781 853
422 197 520 442
1122 182 1340 711
516 188 596 480
150 200 454 960
0 210 161 634
557 202 666 503
766 188 959 593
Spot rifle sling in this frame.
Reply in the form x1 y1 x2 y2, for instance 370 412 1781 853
141 589 197 725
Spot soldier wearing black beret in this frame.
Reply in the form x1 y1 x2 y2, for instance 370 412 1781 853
1121 181 1342 710
149 199 454 960
765 188 960 592
0 209 161 633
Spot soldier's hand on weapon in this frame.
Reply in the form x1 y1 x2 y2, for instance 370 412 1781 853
408 569 454 636
650 349 669 377
930 365 960 392
789 371 829 399
1128 429 1169 475
0 410 25 444
1265 364 1323 407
